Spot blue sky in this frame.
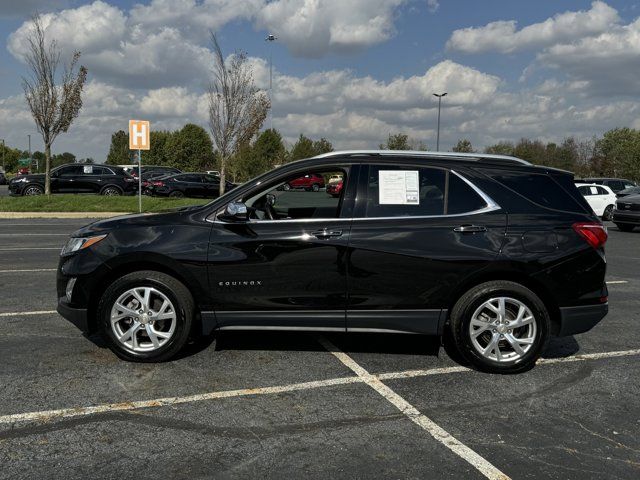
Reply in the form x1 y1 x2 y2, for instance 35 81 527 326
1 1 639 159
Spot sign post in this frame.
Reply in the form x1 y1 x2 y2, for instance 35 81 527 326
129 120 150 213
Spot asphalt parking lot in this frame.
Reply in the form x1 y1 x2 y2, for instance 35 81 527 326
0 218 638 480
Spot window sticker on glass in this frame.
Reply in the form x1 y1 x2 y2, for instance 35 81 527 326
83 166 93 174
379 170 420 205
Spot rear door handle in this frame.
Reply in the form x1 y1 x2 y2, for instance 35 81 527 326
454 225 487 233
312 229 343 239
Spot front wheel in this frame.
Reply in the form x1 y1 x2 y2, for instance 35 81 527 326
23 185 44 196
97 271 194 362
448 281 550 374
101 186 123 196
602 205 614 221
169 190 185 198
312 184 320 192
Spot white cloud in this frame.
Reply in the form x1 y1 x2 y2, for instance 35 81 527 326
427 0 439 13
446 1 619 54
536 18 640 96
256 0 407 57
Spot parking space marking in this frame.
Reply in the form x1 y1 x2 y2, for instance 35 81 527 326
0 269 56 273
0 233 68 236
0 346 638 439
317 336 509 480
606 280 628 284
0 310 57 318
0 247 61 251
0 375 363 425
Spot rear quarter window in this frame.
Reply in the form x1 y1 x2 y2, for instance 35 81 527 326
489 171 590 214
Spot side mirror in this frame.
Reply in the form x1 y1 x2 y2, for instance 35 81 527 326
222 201 248 222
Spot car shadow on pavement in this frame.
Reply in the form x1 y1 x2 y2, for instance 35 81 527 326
542 335 581 359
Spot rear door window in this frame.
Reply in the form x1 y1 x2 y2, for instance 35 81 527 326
364 165 488 218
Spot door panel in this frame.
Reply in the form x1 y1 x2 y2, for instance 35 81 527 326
208 220 351 329
346 163 507 334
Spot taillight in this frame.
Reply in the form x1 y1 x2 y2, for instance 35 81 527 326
573 222 608 249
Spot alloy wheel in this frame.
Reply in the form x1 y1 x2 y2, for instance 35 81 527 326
24 186 43 196
468 297 537 362
110 287 177 353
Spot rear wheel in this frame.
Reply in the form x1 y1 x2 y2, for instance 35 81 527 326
603 205 614 221
169 190 185 198
448 281 550 374
97 271 194 362
615 223 635 232
23 185 44 196
312 183 320 192
101 186 123 196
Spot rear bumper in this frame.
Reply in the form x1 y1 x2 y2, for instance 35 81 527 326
557 303 608 336
57 297 90 333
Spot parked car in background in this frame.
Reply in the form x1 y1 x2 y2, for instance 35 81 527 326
206 170 221 177
328 174 343 184
0 171 6 185
146 173 235 198
284 173 325 191
616 186 640 198
576 183 617 221
613 194 640 231
326 179 343 197
577 178 636 193
9 164 137 196
130 165 182 178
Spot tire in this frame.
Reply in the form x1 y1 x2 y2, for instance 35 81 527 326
101 186 123 196
448 280 550 374
169 190 185 198
23 185 44 196
312 184 320 192
602 205 614 221
97 271 194 362
615 223 635 232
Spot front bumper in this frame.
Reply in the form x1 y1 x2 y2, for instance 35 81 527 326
612 209 640 225
57 297 89 333
557 303 608 336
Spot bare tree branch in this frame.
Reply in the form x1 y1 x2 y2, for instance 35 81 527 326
22 14 87 195
207 33 270 195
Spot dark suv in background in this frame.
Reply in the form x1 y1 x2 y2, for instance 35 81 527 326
146 173 235 198
9 164 137 196
57 151 608 373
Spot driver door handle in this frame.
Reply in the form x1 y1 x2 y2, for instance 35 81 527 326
312 229 343 239
453 225 487 233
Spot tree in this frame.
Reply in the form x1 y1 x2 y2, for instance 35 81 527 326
452 139 474 153
106 131 130 165
207 33 270 195
380 133 427 150
52 151 76 167
230 129 285 182
313 138 333 155
290 134 316 160
596 128 640 180
164 124 215 171
484 141 514 156
22 14 87 194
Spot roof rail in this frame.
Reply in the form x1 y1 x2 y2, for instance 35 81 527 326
311 150 531 166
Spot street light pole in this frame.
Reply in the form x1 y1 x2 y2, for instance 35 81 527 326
433 92 447 151
265 34 277 131
27 134 33 171
1 139 4 172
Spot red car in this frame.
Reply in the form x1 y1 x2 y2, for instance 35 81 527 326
17 167 30 176
284 173 325 191
326 180 343 197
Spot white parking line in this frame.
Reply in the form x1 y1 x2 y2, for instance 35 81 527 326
0 268 56 273
0 233 67 236
317 336 510 480
606 280 628 284
0 310 57 318
0 347 638 433
0 247 61 251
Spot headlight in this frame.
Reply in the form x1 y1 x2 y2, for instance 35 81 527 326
61 234 107 256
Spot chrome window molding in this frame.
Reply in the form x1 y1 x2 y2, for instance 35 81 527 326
209 170 501 225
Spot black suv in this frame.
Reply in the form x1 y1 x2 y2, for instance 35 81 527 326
9 164 137 196
57 151 608 373
578 177 636 193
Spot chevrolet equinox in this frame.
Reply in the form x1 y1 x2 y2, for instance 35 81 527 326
57 151 608 373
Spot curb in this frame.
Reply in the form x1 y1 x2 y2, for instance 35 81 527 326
0 212 130 219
